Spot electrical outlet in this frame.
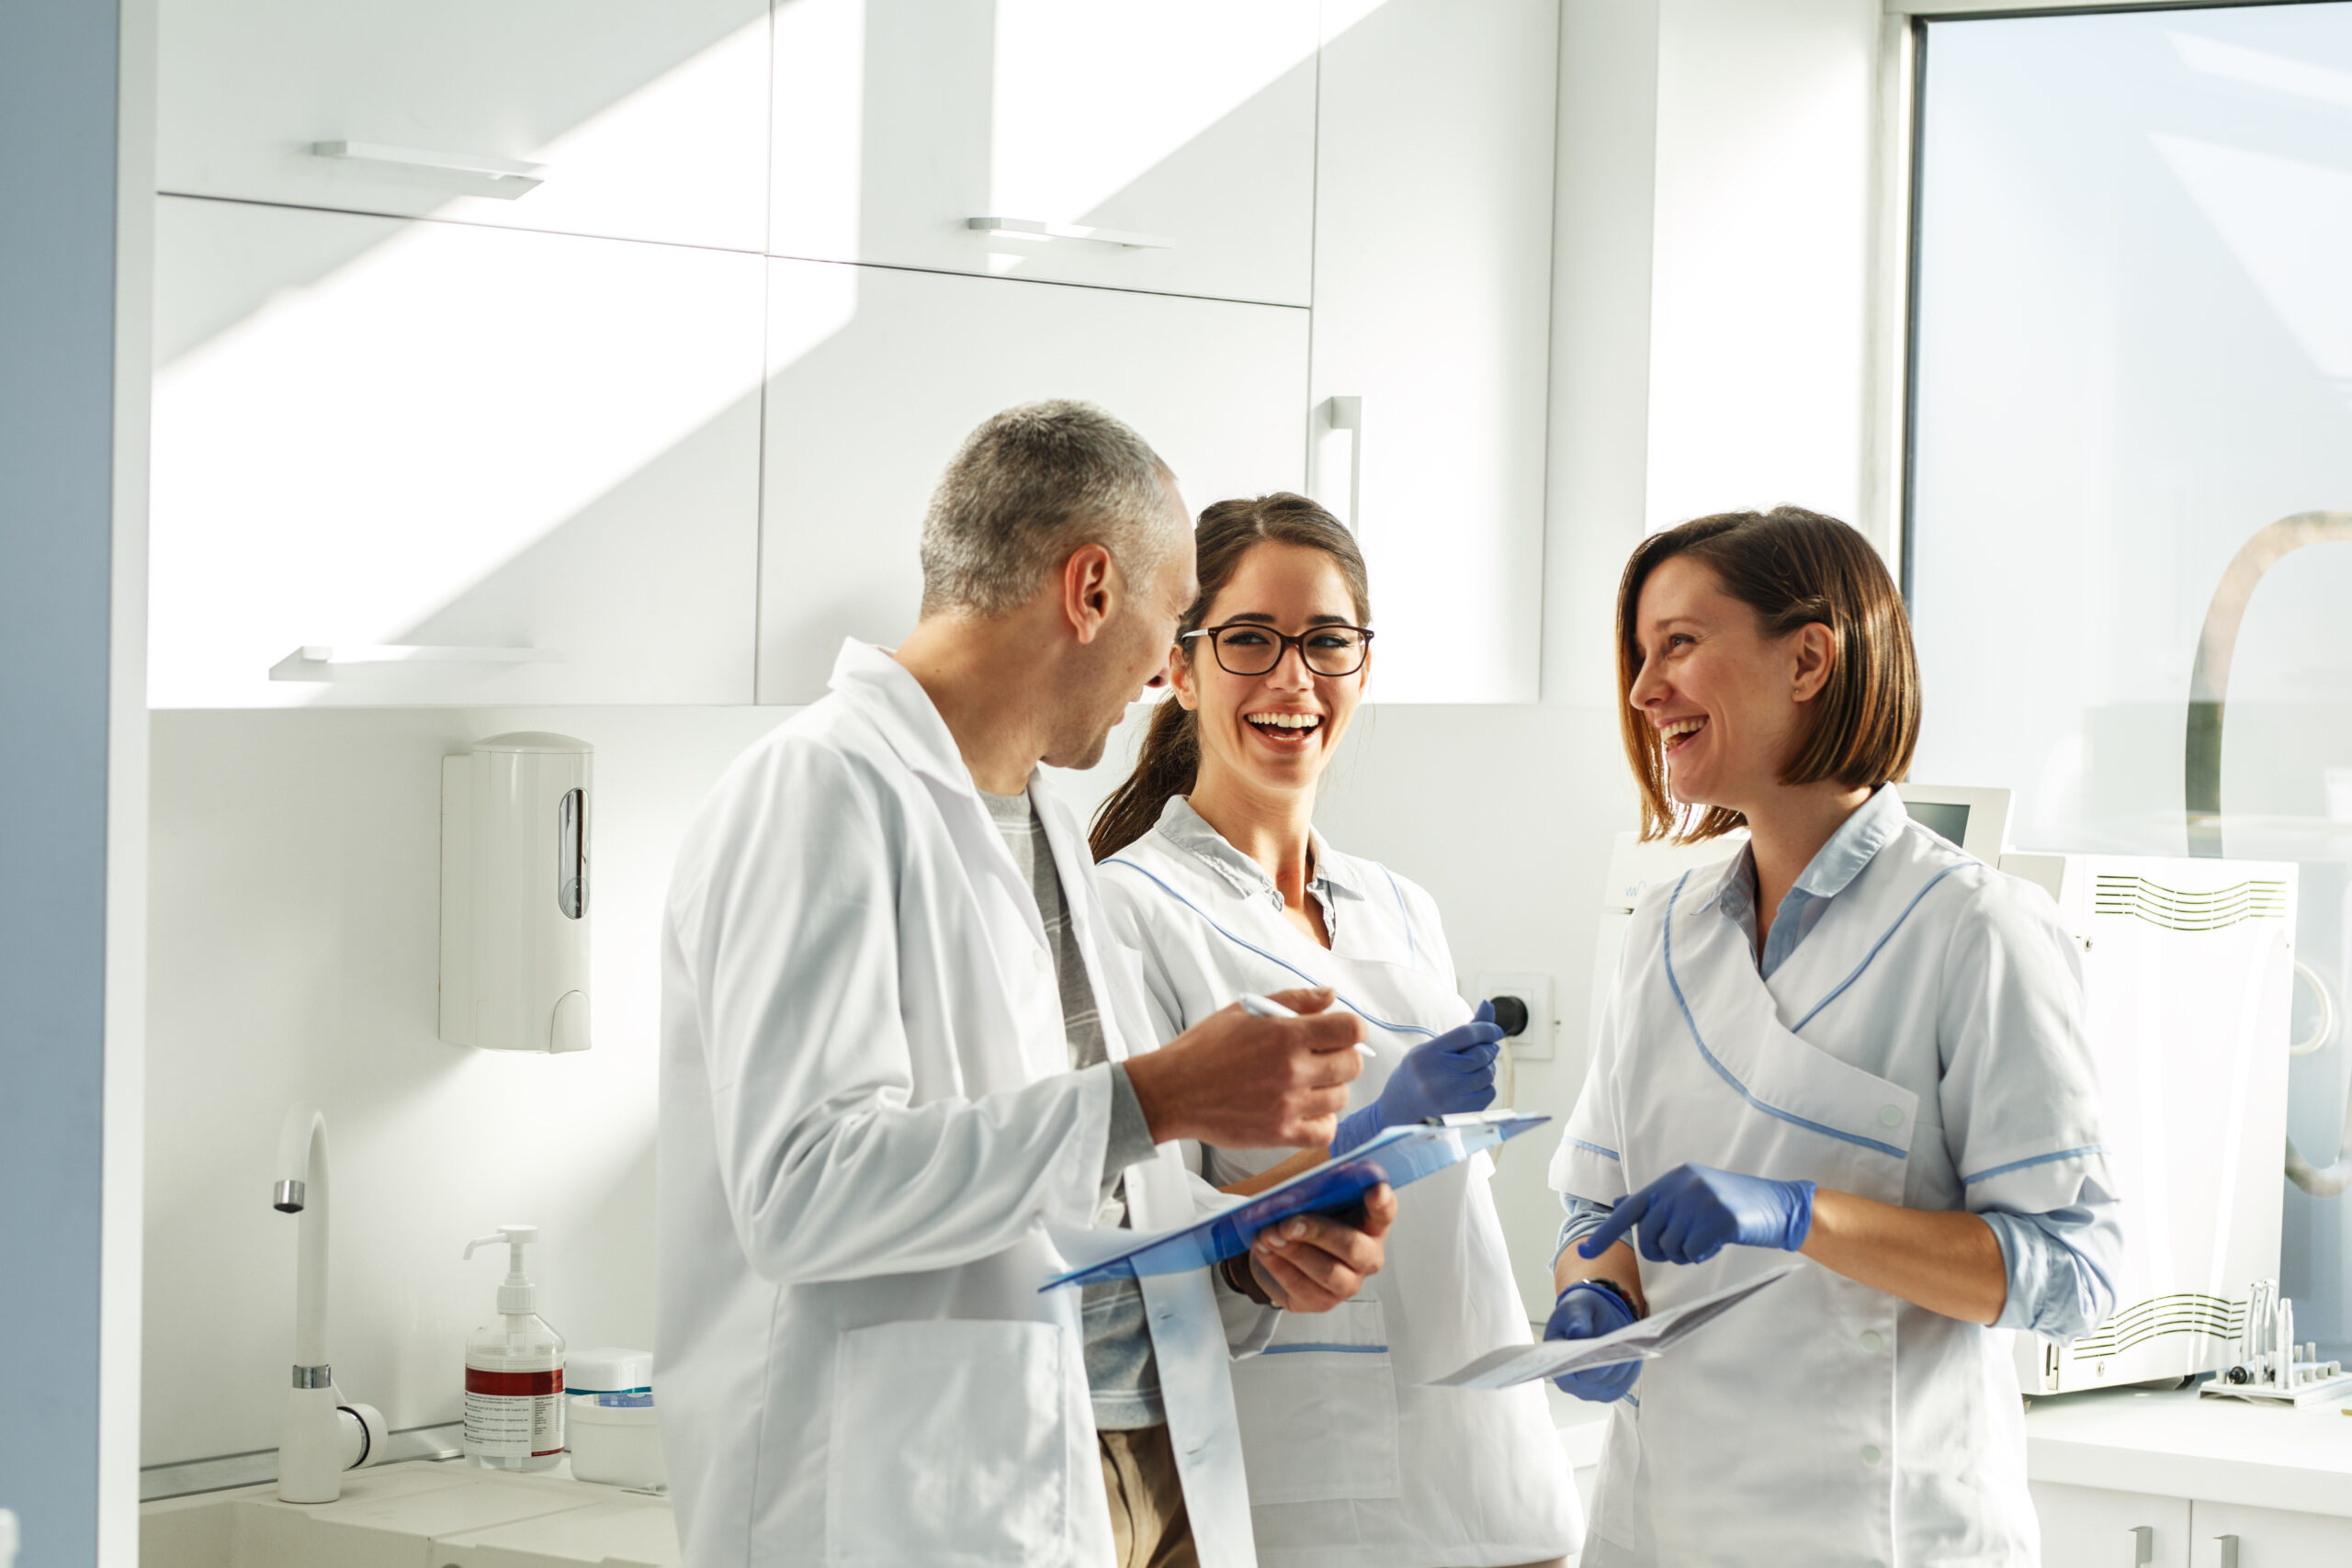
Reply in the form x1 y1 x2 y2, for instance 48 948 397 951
1473 971 1555 1061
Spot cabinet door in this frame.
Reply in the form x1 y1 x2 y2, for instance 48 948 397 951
757 261 1308 702
1308 0 1556 704
151 197 764 707
2034 1483 2193 1568
157 0 769 251
2189 1501 2352 1567
770 0 1317 306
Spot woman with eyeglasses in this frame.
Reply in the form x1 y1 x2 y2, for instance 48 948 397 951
1091 494 1582 1568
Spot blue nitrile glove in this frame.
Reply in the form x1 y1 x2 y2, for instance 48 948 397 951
1545 1280 1642 1402
1330 1000 1504 1156
1577 1163 1815 1266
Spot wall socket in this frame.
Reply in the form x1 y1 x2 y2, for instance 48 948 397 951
1472 971 1555 1061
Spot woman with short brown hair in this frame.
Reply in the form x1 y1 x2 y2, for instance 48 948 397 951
1546 507 2120 1567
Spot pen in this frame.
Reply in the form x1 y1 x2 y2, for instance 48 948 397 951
1236 993 1375 1055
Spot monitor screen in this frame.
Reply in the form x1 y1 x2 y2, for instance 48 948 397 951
1905 801 1971 846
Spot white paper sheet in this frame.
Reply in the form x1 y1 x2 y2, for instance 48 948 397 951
1423 1265 1797 1390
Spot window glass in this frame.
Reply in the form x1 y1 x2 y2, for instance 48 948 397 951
1912 5 2352 1345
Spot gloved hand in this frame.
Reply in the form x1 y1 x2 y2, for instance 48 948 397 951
1577 1163 1815 1266
1544 1280 1642 1402
1330 1001 1503 1156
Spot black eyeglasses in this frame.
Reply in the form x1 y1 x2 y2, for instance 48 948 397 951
1181 622 1374 678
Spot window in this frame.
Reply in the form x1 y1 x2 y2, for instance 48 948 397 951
1909 4 2352 1343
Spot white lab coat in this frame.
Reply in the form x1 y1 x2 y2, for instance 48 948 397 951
657 642 1272 1568
1100 800 1583 1568
1553 815 2111 1568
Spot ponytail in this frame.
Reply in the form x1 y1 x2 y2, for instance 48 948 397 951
1089 697 1200 860
1086 491 1369 863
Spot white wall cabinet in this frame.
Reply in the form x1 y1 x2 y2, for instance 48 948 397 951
150 197 765 708
2034 1482 2193 1568
756 261 1309 702
156 0 770 252
770 0 1317 306
1307 0 1559 705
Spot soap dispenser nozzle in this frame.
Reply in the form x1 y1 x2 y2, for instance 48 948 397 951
465 1224 542 1315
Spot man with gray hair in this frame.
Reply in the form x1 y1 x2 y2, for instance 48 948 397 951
660 400 1395 1568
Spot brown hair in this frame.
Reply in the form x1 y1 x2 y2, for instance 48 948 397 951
1617 506 1919 842
1090 493 1369 861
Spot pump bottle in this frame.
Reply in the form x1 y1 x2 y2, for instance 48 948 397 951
461 1224 566 1472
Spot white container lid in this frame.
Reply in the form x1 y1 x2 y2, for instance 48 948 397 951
566 1346 652 1393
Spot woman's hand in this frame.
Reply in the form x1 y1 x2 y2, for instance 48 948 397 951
1330 1001 1504 1156
1576 1163 1815 1265
1544 1281 1642 1403
1579 1164 2010 1325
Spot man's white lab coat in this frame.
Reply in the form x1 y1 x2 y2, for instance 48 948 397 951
658 640 1269 1568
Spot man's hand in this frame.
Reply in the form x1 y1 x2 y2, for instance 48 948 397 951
1246 1182 1396 1312
1124 987 1364 1149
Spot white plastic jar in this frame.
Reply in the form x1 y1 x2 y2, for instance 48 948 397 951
565 1348 665 1491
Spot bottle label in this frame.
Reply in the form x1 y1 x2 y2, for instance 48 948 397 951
464 1366 565 1457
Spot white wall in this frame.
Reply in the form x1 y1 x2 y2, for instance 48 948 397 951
143 705 785 1464
1543 0 1892 707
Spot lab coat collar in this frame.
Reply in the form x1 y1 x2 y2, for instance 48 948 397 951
1150 796 1364 909
1695 783 1908 917
826 638 982 795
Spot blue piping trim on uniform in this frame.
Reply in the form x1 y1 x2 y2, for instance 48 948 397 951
1663 873 1909 1161
1259 1342 1389 1356
1788 863 1971 1033
1623 1393 1640 1408
1961 1145 2109 1186
1379 863 1416 965
1102 859 1439 1040
1572 1138 1623 1162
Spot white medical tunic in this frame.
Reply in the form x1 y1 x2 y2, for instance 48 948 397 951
658 643 1271 1568
1101 798 1583 1568
1552 789 2119 1568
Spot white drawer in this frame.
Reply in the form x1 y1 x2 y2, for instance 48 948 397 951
770 0 1317 306
755 259 1308 702
157 0 770 251
151 197 764 706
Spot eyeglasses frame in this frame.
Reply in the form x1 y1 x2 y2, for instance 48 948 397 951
1179 621 1375 679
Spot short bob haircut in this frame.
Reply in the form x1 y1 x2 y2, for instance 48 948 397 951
1617 506 1920 843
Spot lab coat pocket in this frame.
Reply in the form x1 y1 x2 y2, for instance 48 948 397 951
827 1318 1074 1566
1230 1296 1402 1505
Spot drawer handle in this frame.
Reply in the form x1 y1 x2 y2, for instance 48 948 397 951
965 216 1171 250
2128 1525 2152 1564
2215 1534 2240 1568
269 645 564 682
311 141 545 197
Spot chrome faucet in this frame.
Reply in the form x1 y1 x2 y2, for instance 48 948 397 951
272 1106 386 1502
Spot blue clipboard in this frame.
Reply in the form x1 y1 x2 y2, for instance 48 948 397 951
1041 1111 1550 1291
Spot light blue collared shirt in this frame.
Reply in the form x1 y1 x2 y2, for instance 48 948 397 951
1556 787 2119 1341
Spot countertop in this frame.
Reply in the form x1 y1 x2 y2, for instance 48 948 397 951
2024 1383 2352 1515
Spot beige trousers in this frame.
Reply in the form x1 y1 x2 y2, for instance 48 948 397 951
1099 1426 1198 1568
1098 1427 1567 1568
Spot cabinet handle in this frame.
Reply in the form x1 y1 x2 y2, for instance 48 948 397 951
1314 396 1363 534
269 645 564 682
2128 1525 2153 1564
965 216 1171 250
311 141 545 197
2214 1535 2240 1568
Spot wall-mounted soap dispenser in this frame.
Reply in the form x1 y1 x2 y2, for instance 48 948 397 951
440 732 592 1053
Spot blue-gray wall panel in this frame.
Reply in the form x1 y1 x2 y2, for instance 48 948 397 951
0 0 124 1562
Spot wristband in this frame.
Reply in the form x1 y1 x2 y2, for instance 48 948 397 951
1565 1275 1642 1321
1220 1254 1276 1308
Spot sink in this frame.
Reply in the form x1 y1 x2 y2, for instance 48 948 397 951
141 1460 680 1568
